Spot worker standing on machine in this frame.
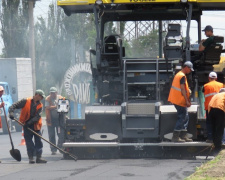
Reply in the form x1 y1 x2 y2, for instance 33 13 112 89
168 61 194 142
203 71 223 143
199 25 214 52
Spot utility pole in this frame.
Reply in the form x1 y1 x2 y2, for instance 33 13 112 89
28 0 36 92
116 22 120 35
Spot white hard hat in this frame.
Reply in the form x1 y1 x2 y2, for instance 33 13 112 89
219 88 225 93
0 86 4 91
209 72 217 78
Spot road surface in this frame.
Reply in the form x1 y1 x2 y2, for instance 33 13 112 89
0 125 212 180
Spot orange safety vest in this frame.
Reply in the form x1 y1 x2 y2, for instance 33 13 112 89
19 98 43 131
204 81 223 110
45 95 63 126
208 92 225 112
168 71 190 107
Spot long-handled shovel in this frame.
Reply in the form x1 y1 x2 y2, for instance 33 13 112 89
13 118 77 161
1 98 21 162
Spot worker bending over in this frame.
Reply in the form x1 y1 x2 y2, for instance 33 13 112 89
208 88 225 153
9 89 47 164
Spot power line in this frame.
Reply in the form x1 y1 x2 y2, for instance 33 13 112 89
35 4 49 16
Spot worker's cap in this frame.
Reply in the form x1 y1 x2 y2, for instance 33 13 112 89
35 89 45 98
183 61 194 71
0 86 4 92
209 71 217 78
202 25 213 32
50 87 57 93
219 88 225 93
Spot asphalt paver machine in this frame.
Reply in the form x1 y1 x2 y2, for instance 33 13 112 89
57 0 225 159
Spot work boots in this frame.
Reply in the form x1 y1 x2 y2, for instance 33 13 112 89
29 156 35 164
171 131 185 143
180 131 193 142
36 155 47 163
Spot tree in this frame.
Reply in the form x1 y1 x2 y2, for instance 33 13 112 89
0 1 97 94
35 4 71 93
129 30 163 58
0 0 29 58
34 4 96 93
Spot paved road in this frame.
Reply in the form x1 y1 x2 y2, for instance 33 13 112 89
0 125 212 180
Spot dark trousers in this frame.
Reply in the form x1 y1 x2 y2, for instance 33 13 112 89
209 108 225 150
47 114 65 152
47 124 60 152
24 125 43 157
206 110 212 140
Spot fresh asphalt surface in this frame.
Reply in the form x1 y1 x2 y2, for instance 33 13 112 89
0 124 212 180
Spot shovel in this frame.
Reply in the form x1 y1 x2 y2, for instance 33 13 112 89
13 118 77 161
1 97 21 162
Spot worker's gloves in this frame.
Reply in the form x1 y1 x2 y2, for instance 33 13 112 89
24 119 33 128
189 88 192 94
9 112 14 120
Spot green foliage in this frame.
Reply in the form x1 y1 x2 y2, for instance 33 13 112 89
0 0 29 58
35 4 71 93
35 4 96 93
123 40 132 57
104 21 116 36
128 30 163 58
186 153 224 180
120 22 126 36
0 1 96 93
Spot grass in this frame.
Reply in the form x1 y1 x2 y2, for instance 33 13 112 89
185 151 225 180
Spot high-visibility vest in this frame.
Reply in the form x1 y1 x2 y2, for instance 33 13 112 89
19 97 43 131
168 71 190 107
204 81 223 110
208 92 225 112
45 95 63 126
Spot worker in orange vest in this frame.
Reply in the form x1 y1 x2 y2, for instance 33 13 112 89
8 89 47 164
0 86 5 163
208 88 225 154
203 71 223 143
168 61 193 142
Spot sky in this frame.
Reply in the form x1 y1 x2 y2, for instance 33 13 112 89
188 11 225 44
34 0 55 21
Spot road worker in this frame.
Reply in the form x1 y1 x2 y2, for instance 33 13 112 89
45 87 63 155
203 72 223 143
0 86 5 163
168 61 193 142
8 89 47 164
208 88 225 153
199 25 214 52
